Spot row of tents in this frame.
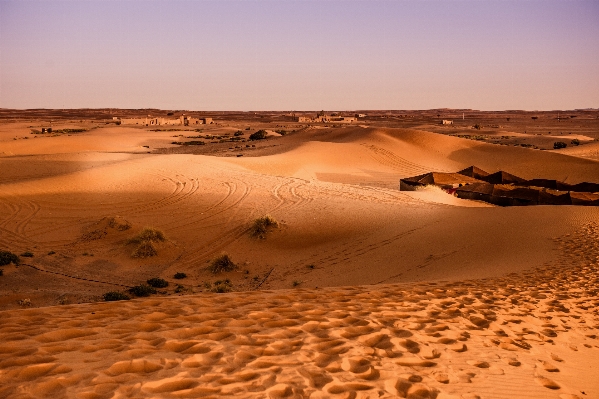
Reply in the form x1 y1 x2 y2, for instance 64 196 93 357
399 166 599 206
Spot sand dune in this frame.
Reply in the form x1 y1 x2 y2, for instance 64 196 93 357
1 120 598 398
0 222 597 398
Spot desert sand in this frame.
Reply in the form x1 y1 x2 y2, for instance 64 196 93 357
0 110 598 398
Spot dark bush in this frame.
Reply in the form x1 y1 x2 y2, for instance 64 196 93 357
132 241 158 258
147 277 168 288
128 285 157 297
128 228 166 244
234 130 243 136
211 279 233 293
249 130 267 140
210 253 236 273
0 250 20 266
250 215 279 238
174 272 187 279
554 141 567 149
571 139 580 146
20 251 34 258
103 291 130 301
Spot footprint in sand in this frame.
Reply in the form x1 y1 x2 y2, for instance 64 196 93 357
298 366 333 389
395 338 421 354
458 372 476 383
449 343 467 352
420 346 441 359
341 357 371 373
390 378 438 399
538 360 560 372
551 353 564 362
467 360 490 368
535 376 561 390
434 371 450 384
505 357 521 367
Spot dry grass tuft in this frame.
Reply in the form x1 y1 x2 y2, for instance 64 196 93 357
210 253 237 273
128 227 166 244
128 228 166 258
250 215 279 238
132 241 158 258
108 216 132 231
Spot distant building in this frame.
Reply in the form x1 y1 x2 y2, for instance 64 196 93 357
118 115 213 126
291 114 356 123
292 116 311 122
441 120 453 125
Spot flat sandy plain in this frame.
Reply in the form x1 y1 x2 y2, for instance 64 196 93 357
0 109 598 398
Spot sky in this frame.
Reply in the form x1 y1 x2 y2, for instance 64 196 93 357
0 0 598 111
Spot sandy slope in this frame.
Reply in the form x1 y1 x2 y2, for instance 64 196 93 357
0 223 597 399
1 126 599 307
0 123 598 398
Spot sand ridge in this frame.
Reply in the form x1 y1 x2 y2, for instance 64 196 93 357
0 223 597 399
2 124 599 308
1 118 598 398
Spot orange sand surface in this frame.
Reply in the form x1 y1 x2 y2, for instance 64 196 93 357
1 119 598 398
1 224 597 398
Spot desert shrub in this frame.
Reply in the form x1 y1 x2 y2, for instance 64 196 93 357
128 284 156 297
211 279 233 293
47 251 56 255
174 272 187 279
103 291 130 301
473 124 482 130
175 284 186 293
20 251 34 258
0 250 20 266
210 253 236 273
234 130 243 136
250 215 279 238
554 141 567 149
571 139 580 146
531 116 538 120
132 241 158 258
245 127 251 130
18 298 32 307
275 129 288 136
129 228 165 258
293 280 301 287
147 277 168 288
108 216 131 231
0 269 3 276
128 227 166 244
249 130 267 140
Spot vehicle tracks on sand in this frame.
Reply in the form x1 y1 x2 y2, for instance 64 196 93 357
362 143 449 175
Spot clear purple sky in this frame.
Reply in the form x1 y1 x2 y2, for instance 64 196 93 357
1 0 598 111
